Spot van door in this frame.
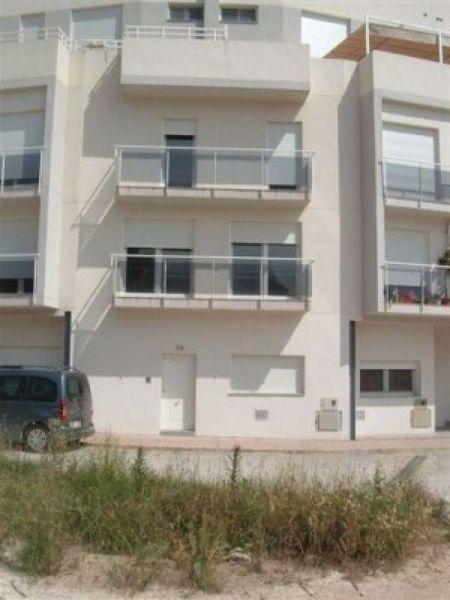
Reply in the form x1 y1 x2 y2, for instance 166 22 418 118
0 374 25 440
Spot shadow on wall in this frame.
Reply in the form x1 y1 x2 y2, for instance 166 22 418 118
75 160 117 268
337 66 363 369
83 55 122 158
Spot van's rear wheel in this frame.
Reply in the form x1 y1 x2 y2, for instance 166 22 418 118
24 425 49 453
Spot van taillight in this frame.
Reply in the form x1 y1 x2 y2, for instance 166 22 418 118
59 399 69 423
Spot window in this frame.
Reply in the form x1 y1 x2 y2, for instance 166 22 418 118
301 12 349 58
382 124 438 201
21 13 45 39
126 247 192 294
221 7 257 24
71 6 122 40
25 377 57 402
232 243 298 297
360 368 417 395
0 377 23 401
360 370 384 393
165 135 195 188
0 112 44 187
230 355 304 395
169 4 204 23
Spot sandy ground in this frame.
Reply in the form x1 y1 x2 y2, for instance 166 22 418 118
0 545 449 600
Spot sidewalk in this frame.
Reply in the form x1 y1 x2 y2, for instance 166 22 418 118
87 432 450 454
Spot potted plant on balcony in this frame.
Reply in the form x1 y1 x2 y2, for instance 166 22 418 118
438 248 450 305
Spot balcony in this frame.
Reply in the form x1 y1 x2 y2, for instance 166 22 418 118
382 159 450 213
0 254 38 308
120 25 311 101
0 147 43 202
116 146 313 206
111 254 312 312
382 262 450 316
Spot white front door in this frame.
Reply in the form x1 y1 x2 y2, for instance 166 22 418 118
266 123 299 189
161 354 196 432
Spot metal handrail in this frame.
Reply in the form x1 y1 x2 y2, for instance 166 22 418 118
116 144 313 156
111 253 314 263
382 261 450 270
0 254 38 300
111 254 313 300
115 145 313 191
124 24 228 41
382 156 450 170
0 27 121 51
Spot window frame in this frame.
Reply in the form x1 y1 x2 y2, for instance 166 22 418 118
0 375 25 402
220 6 258 24
23 376 58 403
359 365 419 397
229 354 305 397
125 247 193 295
231 242 299 298
70 5 123 41
168 4 204 23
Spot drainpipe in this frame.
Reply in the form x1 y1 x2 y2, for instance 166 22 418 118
349 320 357 440
63 311 72 368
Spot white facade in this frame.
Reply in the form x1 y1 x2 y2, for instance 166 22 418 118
0 0 449 439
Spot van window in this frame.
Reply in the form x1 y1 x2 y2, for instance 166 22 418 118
0 376 22 401
25 377 57 402
66 378 81 399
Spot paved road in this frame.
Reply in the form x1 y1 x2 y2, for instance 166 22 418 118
4 443 450 501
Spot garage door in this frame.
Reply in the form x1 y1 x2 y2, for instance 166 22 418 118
0 317 63 367
0 346 61 366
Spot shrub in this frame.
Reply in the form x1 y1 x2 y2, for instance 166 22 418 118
0 446 446 587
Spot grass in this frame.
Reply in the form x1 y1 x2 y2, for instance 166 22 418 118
0 445 447 591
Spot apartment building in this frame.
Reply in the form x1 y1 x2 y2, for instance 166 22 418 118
0 0 449 438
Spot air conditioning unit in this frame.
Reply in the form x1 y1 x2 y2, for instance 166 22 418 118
410 407 431 429
316 410 342 432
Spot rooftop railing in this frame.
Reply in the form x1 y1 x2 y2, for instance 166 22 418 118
0 27 72 49
383 262 450 308
112 254 312 301
124 25 228 41
382 158 450 205
0 147 44 195
365 16 450 63
116 145 313 194
0 255 37 298
0 27 121 51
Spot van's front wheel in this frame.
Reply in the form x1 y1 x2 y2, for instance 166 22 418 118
24 425 49 453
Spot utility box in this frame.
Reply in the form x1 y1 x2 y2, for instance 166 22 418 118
410 407 431 429
316 410 342 432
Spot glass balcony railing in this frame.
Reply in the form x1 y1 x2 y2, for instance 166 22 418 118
0 147 43 194
382 262 450 308
112 254 312 301
382 159 450 204
116 146 313 194
0 255 37 297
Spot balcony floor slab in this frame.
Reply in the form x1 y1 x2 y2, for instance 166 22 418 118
117 185 309 206
113 295 307 312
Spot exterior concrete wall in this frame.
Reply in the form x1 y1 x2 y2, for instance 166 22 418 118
0 0 449 439
356 321 436 436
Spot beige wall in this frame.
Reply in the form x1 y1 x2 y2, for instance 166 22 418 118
0 0 449 438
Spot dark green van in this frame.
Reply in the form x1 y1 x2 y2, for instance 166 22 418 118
0 366 95 452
